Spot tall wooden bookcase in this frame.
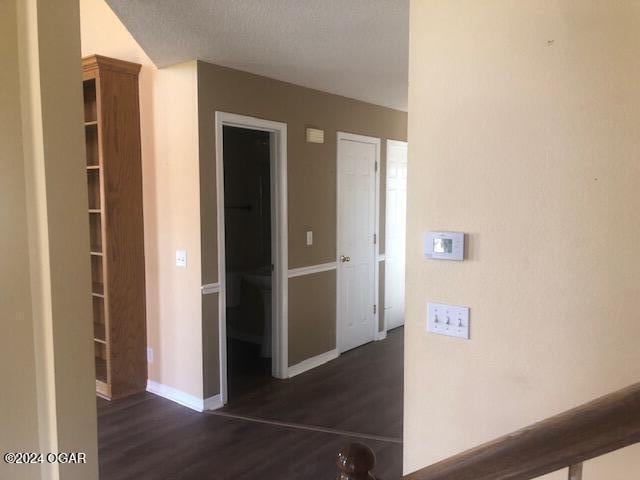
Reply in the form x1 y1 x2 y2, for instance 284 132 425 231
82 55 147 400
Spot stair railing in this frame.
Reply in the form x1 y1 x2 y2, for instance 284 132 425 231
337 381 640 480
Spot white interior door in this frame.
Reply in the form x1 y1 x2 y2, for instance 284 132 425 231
385 140 408 330
337 133 379 353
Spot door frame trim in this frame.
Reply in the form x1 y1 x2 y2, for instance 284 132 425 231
215 111 288 406
336 131 381 353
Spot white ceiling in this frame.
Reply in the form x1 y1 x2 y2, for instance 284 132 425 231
106 0 409 111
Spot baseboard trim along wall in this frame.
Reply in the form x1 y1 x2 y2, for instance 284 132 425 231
288 349 339 378
146 380 223 412
288 262 337 278
375 330 387 341
203 394 224 411
201 282 221 295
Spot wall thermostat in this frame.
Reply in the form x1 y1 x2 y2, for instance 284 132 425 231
425 231 465 261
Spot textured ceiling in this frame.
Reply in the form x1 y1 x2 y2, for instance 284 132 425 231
106 0 409 111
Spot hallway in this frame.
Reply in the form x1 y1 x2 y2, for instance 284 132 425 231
97 328 403 479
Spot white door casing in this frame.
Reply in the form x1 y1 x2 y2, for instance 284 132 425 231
337 132 380 353
215 112 288 406
384 140 408 330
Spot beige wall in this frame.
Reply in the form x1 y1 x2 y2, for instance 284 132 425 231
80 0 407 400
198 61 407 280
80 0 204 398
1 2 40 478
197 61 407 386
202 292 220 398
2 0 99 478
288 271 337 366
405 1 640 478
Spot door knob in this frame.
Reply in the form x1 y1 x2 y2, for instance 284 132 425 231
340 255 351 263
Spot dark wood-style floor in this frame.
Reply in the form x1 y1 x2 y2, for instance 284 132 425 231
97 327 403 480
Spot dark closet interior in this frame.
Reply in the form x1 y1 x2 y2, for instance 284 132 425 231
223 126 273 401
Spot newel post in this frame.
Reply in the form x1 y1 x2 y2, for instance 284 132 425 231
336 443 376 480
568 463 583 480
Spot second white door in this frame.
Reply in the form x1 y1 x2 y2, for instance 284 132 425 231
385 140 408 330
337 133 379 353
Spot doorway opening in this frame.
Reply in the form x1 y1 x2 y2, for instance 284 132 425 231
223 126 273 400
215 112 288 406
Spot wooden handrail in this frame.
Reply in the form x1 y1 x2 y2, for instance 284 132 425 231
337 382 640 480
404 382 640 479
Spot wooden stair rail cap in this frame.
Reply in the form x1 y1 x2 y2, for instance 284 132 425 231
404 382 640 480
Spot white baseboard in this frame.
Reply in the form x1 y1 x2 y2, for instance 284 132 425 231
203 394 224 411
375 330 387 341
147 380 223 412
288 349 339 378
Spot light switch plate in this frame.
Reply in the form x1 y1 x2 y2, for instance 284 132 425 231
176 250 187 267
306 231 313 246
427 302 470 339
147 347 154 363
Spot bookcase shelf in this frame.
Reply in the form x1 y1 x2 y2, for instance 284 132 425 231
93 319 106 342
83 55 147 401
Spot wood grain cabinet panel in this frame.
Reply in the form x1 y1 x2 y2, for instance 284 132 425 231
82 55 147 400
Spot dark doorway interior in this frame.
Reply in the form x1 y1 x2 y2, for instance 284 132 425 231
223 126 273 401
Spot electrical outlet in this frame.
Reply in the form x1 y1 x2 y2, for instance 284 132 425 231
427 302 470 339
147 347 154 363
176 250 187 267
306 231 313 246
